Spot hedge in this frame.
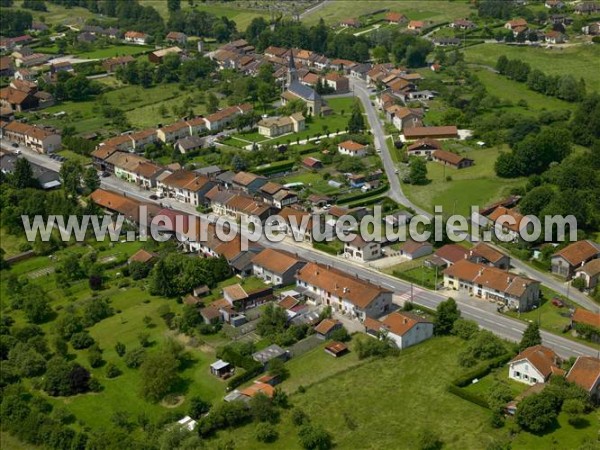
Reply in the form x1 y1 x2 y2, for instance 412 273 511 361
451 353 514 388
338 183 389 205
447 384 490 409
227 364 264 389
253 161 295 176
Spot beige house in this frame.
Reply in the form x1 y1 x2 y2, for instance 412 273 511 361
443 259 540 311
3 121 61 153
257 112 305 137
338 140 368 157
157 117 206 143
295 262 392 320
551 240 600 279
574 259 600 290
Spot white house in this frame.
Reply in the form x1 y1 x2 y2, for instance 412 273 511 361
251 248 306 286
343 235 382 262
508 345 563 385
3 121 61 153
364 312 434 350
337 140 368 157
124 31 148 45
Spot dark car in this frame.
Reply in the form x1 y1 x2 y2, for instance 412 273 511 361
101 172 110 178
11 143 19 148
149 194 158 200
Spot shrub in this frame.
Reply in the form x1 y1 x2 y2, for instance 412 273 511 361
291 408 309 426
298 424 332 450
255 423 278 443
124 347 146 369
105 363 121 379
70 331 95 350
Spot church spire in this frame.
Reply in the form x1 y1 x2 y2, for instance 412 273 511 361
287 51 297 85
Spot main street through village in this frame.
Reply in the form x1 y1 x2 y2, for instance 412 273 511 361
3 136 598 360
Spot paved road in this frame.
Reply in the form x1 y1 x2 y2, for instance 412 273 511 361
350 78 433 219
3 143 598 359
299 0 330 19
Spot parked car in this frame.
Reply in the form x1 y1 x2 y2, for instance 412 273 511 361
11 143 19 148
101 172 110 178
149 194 158 200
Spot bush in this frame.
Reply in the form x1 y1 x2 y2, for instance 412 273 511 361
292 408 309 426
446 384 489 409
255 422 279 443
105 363 122 379
329 327 350 342
124 347 146 369
298 424 332 450
189 396 211 419
227 364 264 389
70 331 95 350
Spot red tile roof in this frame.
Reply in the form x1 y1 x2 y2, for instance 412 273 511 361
510 345 563 379
566 356 600 392
553 240 600 267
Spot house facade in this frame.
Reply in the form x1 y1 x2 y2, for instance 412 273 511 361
508 345 563 385
295 262 392 321
443 259 540 311
343 236 382 262
551 240 600 279
251 248 306 286
364 312 434 350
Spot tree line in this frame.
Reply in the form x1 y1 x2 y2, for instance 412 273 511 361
496 56 587 103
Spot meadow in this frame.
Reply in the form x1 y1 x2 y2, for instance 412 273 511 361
464 43 600 93
402 145 525 216
302 0 474 26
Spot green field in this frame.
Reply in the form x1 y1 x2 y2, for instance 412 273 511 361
77 45 153 60
29 81 204 134
206 335 598 449
464 43 600 93
402 145 525 216
473 68 576 114
5 0 96 26
303 0 473 26
139 0 270 31
0 227 29 258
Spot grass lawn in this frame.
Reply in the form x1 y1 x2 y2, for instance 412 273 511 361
56 149 91 165
511 411 600 450
208 336 506 449
276 171 342 195
77 45 153 60
473 68 576 113
463 366 528 398
463 43 600 93
279 335 366 393
503 286 600 348
303 0 473 26
394 264 441 289
4 1 95 26
0 227 29 257
1 433 38 450
139 0 269 30
29 82 201 134
402 145 525 216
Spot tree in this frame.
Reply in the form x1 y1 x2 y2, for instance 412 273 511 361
347 100 365 134
268 358 289 381
11 158 37 189
515 391 560 432
255 422 278 443
124 347 146 368
43 357 90 396
115 341 126 357
408 157 428 185
434 298 460 335
249 392 278 422
59 160 83 198
452 319 479 340
206 92 219 114
140 349 179 402
519 321 542 350
562 398 586 425
21 285 52 324
298 424 332 450
167 0 181 12
83 167 100 193
188 396 211 419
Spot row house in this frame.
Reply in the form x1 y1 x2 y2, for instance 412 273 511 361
257 182 298 209
225 194 272 226
105 152 164 188
295 262 393 321
204 103 253 131
231 171 267 194
90 188 161 225
102 55 135 73
124 31 149 45
278 207 314 243
251 248 306 286
485 206 531 242
157 170 214 207
3 121 61 153
443 259 540 311
156 117 206 143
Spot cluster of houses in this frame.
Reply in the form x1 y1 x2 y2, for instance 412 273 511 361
551 240 600 290
340 11 428 33
0 71 55 117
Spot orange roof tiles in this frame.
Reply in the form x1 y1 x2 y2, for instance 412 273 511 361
510 345 562 379
553 240 600 266
566 356 600 392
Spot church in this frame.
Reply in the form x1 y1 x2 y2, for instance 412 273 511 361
281 52 322 116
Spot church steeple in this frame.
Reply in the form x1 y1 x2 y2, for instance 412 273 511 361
287 51 298 85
